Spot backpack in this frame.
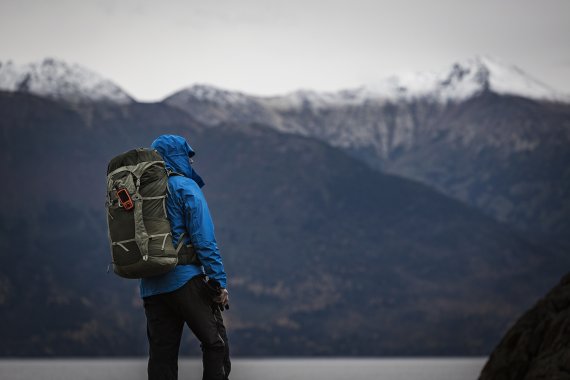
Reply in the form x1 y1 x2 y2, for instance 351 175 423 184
105 148 198 279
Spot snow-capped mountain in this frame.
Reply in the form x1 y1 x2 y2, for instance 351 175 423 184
363 55 566 103
164 84 281 128
0 58 133 104
166 55 567 112
173 84 253 105
163 56 570 245
263 56 567 109
164 56 570 148
164 56 570 153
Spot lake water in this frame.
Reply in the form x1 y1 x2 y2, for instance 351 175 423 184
0 358 486 380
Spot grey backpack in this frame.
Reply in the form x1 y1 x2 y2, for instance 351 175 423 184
106 148 198 279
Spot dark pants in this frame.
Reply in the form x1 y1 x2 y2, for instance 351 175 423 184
143 275 231 380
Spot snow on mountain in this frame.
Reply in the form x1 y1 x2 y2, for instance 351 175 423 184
163 84 283 129
0 55 563 107
171 56 566 113
166 84 253 106
0 58 133 104
261 88 377 111
270 56 567 108
189 56 563 109
163 55 570 165
365 56 566 103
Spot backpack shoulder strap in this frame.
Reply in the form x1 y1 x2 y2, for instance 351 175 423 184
166 168 185 177
165 168 185 196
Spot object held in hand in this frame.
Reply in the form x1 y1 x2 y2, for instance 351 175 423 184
207 279 230 311
215 288 229 306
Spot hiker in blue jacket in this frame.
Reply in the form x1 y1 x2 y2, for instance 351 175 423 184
141 134 230 380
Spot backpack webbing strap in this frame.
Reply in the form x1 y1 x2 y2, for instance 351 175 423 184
133 184 149 260
174 232 201 266
111 233 171 253
107 160 165 179
112 239 135 252
175 232 187 255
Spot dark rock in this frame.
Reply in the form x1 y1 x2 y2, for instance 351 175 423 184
479 273 570 380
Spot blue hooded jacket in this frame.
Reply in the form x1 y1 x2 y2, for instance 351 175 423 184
140 135 227 298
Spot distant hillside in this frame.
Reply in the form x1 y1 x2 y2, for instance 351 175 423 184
0 91 565 356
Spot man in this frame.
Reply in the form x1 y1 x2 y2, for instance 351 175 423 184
141 134 230 380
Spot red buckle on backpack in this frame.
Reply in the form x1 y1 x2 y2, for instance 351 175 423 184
117 188 134 210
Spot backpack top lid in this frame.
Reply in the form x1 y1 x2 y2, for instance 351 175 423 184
107 148 163 175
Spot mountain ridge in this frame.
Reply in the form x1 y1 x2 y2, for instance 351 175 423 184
166 56 569 108
1 56 567 106
163 86 570 250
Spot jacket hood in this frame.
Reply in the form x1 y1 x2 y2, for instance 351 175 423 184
151 135 205 188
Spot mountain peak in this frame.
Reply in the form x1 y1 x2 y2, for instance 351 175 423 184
461 55 561 100
365 55 565 102
0 57 133 104
166 84 252 105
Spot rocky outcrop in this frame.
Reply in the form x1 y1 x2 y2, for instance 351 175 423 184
479 273 570 380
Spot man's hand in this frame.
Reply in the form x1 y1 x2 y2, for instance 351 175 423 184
206 279 229 311
214 288 229 307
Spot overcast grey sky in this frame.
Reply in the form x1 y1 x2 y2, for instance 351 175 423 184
1 0 569 101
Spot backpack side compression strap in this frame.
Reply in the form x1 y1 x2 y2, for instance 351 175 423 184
177 245 200 265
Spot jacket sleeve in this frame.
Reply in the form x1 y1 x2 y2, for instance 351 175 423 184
181 185 227 288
